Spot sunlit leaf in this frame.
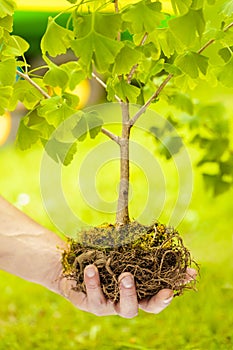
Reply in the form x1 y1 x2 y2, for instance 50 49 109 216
60 61 86 90
42 137 77 166
122 0 164 33
170 0 191 15
218 47 232 62
86 110 103 139
159 135 184 159
203 174 231 196
0 0 16 18
71 31 123 73
0 85 13 114
167 92 194 115
106 77 140 103
169 9 205 46
218 56 233 87
16 117 41 150
0 58 16 85
27 109 55 140
175 51 208 78
2 35 29 56
9 79 44 110
38 96 76 127
191 0 204 10
221 0 233 17
72 113 87 141
43 64 69 89
72 110 103 140
41 17 74 57
0 15 13 32
114 44 142 75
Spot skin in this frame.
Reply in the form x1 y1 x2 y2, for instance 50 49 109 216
0 195 197 318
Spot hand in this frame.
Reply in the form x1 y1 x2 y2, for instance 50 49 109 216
59 265 197 318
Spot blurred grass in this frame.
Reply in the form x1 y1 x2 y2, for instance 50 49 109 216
0 130 233 349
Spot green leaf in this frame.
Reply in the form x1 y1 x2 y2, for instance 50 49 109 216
38 96 76 127
94 13 122 39
169 9 205 46
122 0 164 34
0 0 16 18
27 109 55 140
203 173 231 196
159 135 184 159
155 28 184 58
137 59 164 83
191 0 204 10
170 0 192 15
175 52 208 78
72 113 87 141
62 92 79 109
9 78 44 110
218 47 232 62
220 157 233 176
16 117 41 150
218 57 233 87
43 63 69 89
86 111 103 139
0 85 13 114
2 35 29 56
221 0 233 17
71 31 123 73
42 137 77 166
41 17 73 57
167 92 194 115
199 138 229 161
113 44 142 75
0 58 16 85
106 77 140 103
0 15 13 32
60 61 86 90
71 12 122 72
72 110 103 141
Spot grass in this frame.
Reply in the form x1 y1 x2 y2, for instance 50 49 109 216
0 134 233 349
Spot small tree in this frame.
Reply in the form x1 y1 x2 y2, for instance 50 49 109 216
1 0 233 299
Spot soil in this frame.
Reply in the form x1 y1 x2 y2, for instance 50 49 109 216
62 221 196 302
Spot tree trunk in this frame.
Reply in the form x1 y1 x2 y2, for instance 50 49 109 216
116 102 130 226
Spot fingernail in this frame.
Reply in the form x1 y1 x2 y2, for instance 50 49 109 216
163 294 173 304
121 275 134 289
85 266 96 278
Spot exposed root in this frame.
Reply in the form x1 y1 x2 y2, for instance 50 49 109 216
62 221 197 302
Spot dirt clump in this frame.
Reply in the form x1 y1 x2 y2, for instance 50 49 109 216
62 221 196 302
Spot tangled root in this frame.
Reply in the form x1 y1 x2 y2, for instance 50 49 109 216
62 221 196 302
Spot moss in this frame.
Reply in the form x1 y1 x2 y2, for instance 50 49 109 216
62 221 196 302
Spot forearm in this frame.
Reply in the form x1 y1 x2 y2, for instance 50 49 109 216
0 196 66 293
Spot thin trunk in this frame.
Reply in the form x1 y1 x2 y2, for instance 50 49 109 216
116 102 130 226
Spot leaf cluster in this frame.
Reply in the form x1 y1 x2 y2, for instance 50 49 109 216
1 0 233 194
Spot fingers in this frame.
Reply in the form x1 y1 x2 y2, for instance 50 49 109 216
84 264 114 316
115 273 138 318
139 289 174 314
185 267 198 283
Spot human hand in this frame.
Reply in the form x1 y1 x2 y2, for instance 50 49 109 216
58 265 197 318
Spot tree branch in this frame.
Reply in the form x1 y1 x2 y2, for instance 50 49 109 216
101 127 120 144
91 72 122 103
129 21 233 128
127 32 148 84
129 73 173 127
16 70 50 99
116 102 130 226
